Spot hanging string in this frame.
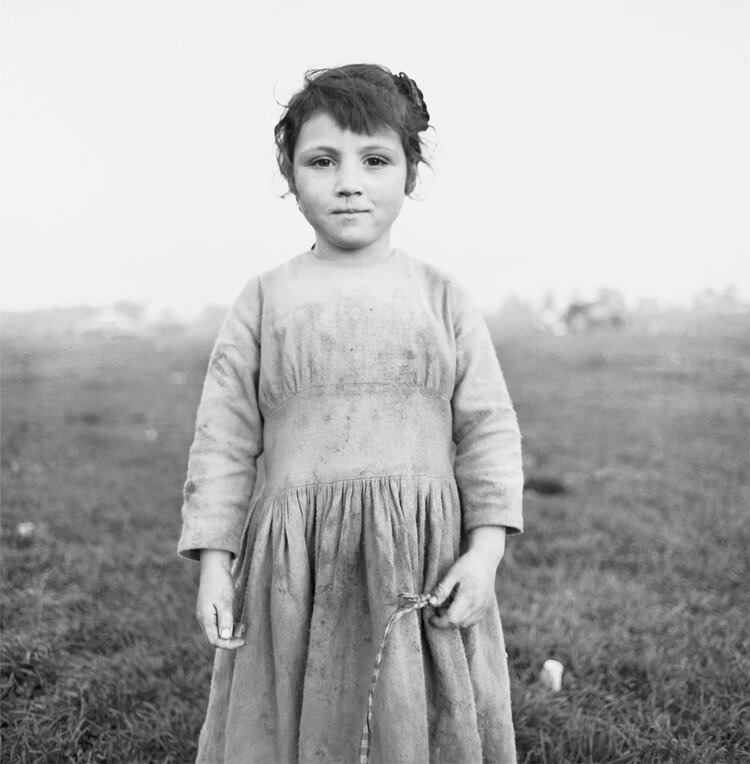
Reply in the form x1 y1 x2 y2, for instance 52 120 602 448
359 593 431 764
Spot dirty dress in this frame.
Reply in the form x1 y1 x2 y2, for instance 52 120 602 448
178 248 524 764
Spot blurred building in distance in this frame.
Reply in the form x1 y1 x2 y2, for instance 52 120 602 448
563 289 628 333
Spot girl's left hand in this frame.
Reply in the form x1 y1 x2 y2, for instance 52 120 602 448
428 526 506 629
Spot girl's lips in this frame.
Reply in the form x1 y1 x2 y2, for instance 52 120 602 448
332 209 368 214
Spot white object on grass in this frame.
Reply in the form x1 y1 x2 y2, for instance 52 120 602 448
539 659 564 691
15 522 36 540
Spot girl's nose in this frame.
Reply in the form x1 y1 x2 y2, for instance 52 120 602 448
335 163 363 197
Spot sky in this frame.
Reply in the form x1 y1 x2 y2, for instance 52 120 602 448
2 0 749 315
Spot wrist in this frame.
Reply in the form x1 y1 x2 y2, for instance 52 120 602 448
467 526 506 567
199 548 233 572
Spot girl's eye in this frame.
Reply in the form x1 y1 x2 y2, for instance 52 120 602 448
311 157 333 168
365 156 388 167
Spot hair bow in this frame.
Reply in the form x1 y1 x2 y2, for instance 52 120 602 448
393 72 430 125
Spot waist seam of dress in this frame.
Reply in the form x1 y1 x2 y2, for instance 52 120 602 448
257 473 458 501
261 381 452 415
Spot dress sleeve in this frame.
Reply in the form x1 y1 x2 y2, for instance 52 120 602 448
177 278 264 561
450 281 524 535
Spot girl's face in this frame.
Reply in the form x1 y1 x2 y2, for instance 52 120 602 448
293 112 409 259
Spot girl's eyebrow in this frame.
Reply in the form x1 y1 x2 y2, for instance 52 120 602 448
297 144 400 157
358 144 399 154
298 145 341 156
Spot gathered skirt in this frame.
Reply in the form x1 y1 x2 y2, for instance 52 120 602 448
195 475 516 764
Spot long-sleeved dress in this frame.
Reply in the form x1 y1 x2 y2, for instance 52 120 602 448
178 248 524 764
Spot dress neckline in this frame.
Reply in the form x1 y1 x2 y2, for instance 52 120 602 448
305 248 401 268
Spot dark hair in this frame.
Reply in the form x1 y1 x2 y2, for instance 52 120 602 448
274 64 431 197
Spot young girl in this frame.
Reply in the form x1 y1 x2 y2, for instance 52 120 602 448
179 64 524 764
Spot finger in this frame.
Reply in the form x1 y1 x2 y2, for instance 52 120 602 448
445 589 475 627
198 609 245 649
216 603 235 642
429 574 458 607
214 637 245 651
429 611 459 630
432 586 486 629
204 631 245 650
430 606 479 630
454 592 494 628
196 605 218 641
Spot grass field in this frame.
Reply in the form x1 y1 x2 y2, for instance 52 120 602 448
2 314 749 763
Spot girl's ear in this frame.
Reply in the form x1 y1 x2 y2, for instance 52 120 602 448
405 163 418 196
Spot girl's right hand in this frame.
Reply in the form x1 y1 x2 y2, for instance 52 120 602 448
196 549 246 650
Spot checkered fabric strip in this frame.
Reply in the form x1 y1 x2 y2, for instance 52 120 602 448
359 593 431 764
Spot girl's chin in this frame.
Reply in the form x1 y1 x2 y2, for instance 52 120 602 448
322 234 382 252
